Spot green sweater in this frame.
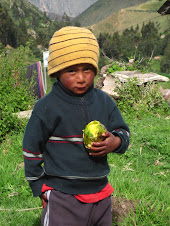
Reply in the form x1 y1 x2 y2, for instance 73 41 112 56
23 81 130 197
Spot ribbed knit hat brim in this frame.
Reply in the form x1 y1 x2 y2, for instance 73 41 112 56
48 26 99 77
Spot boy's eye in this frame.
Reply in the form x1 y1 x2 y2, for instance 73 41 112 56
84 67 93 72
68 69 75 74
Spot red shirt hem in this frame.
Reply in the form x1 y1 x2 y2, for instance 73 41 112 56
41 183 114 203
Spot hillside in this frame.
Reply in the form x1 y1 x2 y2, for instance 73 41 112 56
0 0 51 31
1 0 47 21
91 0 169 36
0 0 79 51
74 0 149 26
0 0 54 50
28 0 98 18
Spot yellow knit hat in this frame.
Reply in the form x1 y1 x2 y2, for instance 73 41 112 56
48 26 99 78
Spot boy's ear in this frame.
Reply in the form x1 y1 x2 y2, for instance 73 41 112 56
93 67 97 76
50 72 60 78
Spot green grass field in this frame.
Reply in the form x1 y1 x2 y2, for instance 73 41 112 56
0 58 169 225
0 109 169 225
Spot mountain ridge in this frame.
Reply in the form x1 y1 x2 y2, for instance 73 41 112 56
1 0 168 51
90 0 169 36
74 0 150 26
28 0 98 18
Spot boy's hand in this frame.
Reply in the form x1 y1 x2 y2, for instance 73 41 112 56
40 193 47 208
88 131 121 157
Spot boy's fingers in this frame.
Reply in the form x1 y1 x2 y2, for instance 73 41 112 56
40 193 47 202
89 150 106 157
42 199 46 208
102 131 111 137
40 193 48 208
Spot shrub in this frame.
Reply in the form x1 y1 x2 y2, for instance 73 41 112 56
107 62 124 74
107 59 155 74
114 77 169 117
0 46 36 142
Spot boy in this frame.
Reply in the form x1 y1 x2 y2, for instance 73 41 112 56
23 26 130 226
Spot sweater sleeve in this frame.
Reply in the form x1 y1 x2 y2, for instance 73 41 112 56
108 102 130 154
22 112 50 197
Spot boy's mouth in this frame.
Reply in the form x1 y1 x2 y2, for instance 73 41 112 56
76 86 87 90
74 86 88 94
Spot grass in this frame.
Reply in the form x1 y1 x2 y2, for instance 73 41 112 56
0 63 169 225
91 0 169 36
109 112 170 225
76 0 150 26
0 110 169 225
0 131 42 225
150 60 170 89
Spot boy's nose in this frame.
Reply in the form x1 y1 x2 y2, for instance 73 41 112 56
77 71 85 82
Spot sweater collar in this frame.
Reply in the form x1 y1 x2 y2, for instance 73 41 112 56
52 80 94 105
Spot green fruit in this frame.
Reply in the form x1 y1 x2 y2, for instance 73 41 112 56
83 120 107 149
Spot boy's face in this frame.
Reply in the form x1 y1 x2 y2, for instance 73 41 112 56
59 63 95 95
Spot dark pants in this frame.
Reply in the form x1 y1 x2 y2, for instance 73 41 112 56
42 190 112 226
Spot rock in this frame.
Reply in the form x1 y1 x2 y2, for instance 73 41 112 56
5 44 12 49
95 76 105 89
97 69 169 99
159 87 170 102
112 71 169 85
100 65 110 75
28 0 98 18
129 59 135 64
154 56 161 60
27 29 36 39
164 89 170 101
14 110 32 119
100 74 119 99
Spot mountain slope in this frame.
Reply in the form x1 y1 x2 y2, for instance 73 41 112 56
75 0 149 26
0 0 52 49
28 0 98 17
1 0 49 28
91 0 169 36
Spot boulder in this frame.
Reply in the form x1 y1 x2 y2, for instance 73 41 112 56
113 71 169 85
14 110 32 119
159 87 170 103
154 56 161 60
100 65 110 75
95 76 105 89
100 74 119 99
96 70 169 99
129 59 135 64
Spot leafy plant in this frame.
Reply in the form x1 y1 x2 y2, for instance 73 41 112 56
0 46 36 142
107 62 125 74
107 58 156 74
114 77 169 117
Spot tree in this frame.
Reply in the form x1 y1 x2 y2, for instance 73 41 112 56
160 34 170 73
98 33 107 49
74 20 81 27
111 32 121 60
60 12 71 27
16 19 28 46
140 22 161 57
0 3 17 47
11 1 20 19
120 27 139 61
